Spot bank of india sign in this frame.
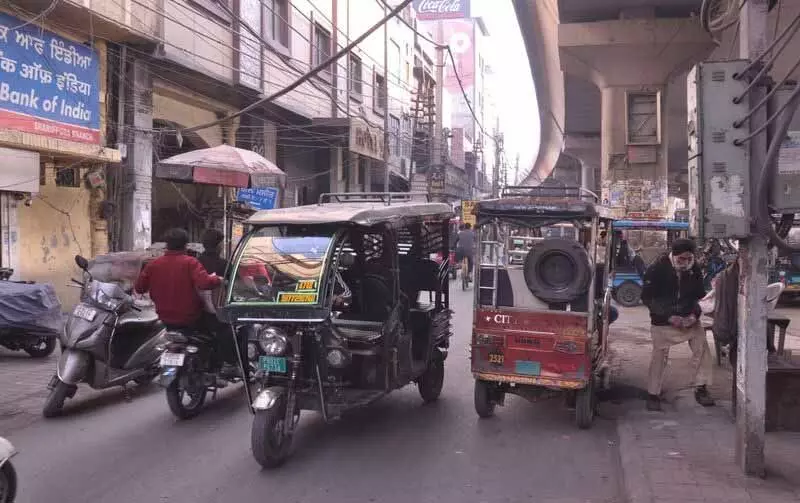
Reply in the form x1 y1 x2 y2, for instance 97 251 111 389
0 12 101 144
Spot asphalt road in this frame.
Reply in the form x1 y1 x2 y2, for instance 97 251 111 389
7 287 624 503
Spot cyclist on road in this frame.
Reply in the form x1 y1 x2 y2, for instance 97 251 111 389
454 223 476 280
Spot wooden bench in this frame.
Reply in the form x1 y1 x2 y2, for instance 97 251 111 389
704 314 791 367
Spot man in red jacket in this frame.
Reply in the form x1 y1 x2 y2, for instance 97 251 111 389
135 228 222 328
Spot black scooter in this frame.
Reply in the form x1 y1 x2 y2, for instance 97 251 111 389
43 256 167 417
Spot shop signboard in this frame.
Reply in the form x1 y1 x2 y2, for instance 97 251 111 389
0 12 101 144
349 118 384 161
238 187 279 210
461 200 476 227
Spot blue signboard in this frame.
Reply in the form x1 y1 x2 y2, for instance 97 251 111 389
238 187 279 210
0 12 101 143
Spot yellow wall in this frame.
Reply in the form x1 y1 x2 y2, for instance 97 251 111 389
17 169 93 310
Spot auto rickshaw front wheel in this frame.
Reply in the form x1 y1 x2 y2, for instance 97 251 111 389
575 375 596 429
417 357 445 403
251 397 292 469
474 379 496 418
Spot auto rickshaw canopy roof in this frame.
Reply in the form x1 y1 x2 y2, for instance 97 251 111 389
246 192 454 227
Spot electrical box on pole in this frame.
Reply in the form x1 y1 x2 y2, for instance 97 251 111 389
687 60 753 239
769 81 800 212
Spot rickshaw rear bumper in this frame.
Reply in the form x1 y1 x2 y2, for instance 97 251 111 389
473 371 587 390
252 386 285 410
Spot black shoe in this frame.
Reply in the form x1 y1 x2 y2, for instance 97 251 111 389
646 394 662 411
695 385 715 407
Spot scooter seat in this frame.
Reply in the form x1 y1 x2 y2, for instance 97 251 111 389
118 309 159 326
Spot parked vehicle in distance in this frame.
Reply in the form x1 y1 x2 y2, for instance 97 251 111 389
0 268 61 358
609 219 689 307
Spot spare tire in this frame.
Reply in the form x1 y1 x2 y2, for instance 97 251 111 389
523 238 591 303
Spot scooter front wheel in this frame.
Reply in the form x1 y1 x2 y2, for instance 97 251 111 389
0 459 17 503
43 379 75 418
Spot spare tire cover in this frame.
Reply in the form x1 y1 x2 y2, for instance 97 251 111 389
523 238 591 303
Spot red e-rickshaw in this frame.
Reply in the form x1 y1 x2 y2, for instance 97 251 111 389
470 186 613 428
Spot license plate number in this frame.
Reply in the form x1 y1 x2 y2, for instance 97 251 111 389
488 353 504 365
259 355 287 373
74 304 96 321
515 360 541 376
160 352 185 367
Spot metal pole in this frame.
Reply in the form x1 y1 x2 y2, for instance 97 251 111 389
433 21 445 200
736 0 770 477
492 117 502 198
383 1 390 192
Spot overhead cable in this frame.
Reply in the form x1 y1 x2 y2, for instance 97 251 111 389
167 0 414 135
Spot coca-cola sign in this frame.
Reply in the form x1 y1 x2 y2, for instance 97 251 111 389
413 0 470 20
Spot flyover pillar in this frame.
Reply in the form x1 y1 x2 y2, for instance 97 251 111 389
559 18 714 215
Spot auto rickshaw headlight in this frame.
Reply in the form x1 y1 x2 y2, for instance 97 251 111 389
326 348 349 368
258 327 288 355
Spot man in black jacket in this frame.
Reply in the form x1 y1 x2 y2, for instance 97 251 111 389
641 238 714 411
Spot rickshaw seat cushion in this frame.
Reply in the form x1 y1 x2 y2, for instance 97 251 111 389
359 274 392 322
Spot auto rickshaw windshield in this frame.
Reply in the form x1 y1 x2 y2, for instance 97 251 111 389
228 228 334 305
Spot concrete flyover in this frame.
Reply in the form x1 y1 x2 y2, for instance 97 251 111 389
512 0 800 221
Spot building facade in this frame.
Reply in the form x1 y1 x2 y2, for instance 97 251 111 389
0 0 436 308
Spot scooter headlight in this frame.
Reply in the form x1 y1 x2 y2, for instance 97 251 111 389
258 326 288 356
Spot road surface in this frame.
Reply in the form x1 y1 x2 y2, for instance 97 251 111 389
5 287 624 503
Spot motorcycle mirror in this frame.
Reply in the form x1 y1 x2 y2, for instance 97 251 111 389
75 255 89 271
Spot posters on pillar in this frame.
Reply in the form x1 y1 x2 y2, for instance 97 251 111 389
0 12 100 144
777 131 800 174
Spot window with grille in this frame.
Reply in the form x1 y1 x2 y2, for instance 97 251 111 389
313 24 332 81
349 54 363 100
390 115 400 156
265 0 290 51
374 72 386 113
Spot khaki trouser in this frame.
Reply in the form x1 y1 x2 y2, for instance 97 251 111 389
647 323 713 396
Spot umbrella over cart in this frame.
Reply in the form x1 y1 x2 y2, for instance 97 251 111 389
156 144 286 250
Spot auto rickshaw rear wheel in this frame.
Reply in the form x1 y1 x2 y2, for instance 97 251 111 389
474 379 496 418
575 375 596 429
251 396 292 469
418 357 445 403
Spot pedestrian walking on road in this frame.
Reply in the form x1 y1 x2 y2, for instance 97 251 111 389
641 238 715 411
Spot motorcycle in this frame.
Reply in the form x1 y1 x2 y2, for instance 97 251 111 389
158 329 245 419
158 291 246 420
42 255 167 418
0 437 16 502
0 268 60 358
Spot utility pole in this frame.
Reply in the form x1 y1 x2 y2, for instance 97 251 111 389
431 21 445 201
383 0 390 192
492 117 503 197
737 0 770 477
514 154 520 185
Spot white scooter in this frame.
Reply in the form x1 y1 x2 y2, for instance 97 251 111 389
0 437 17 502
